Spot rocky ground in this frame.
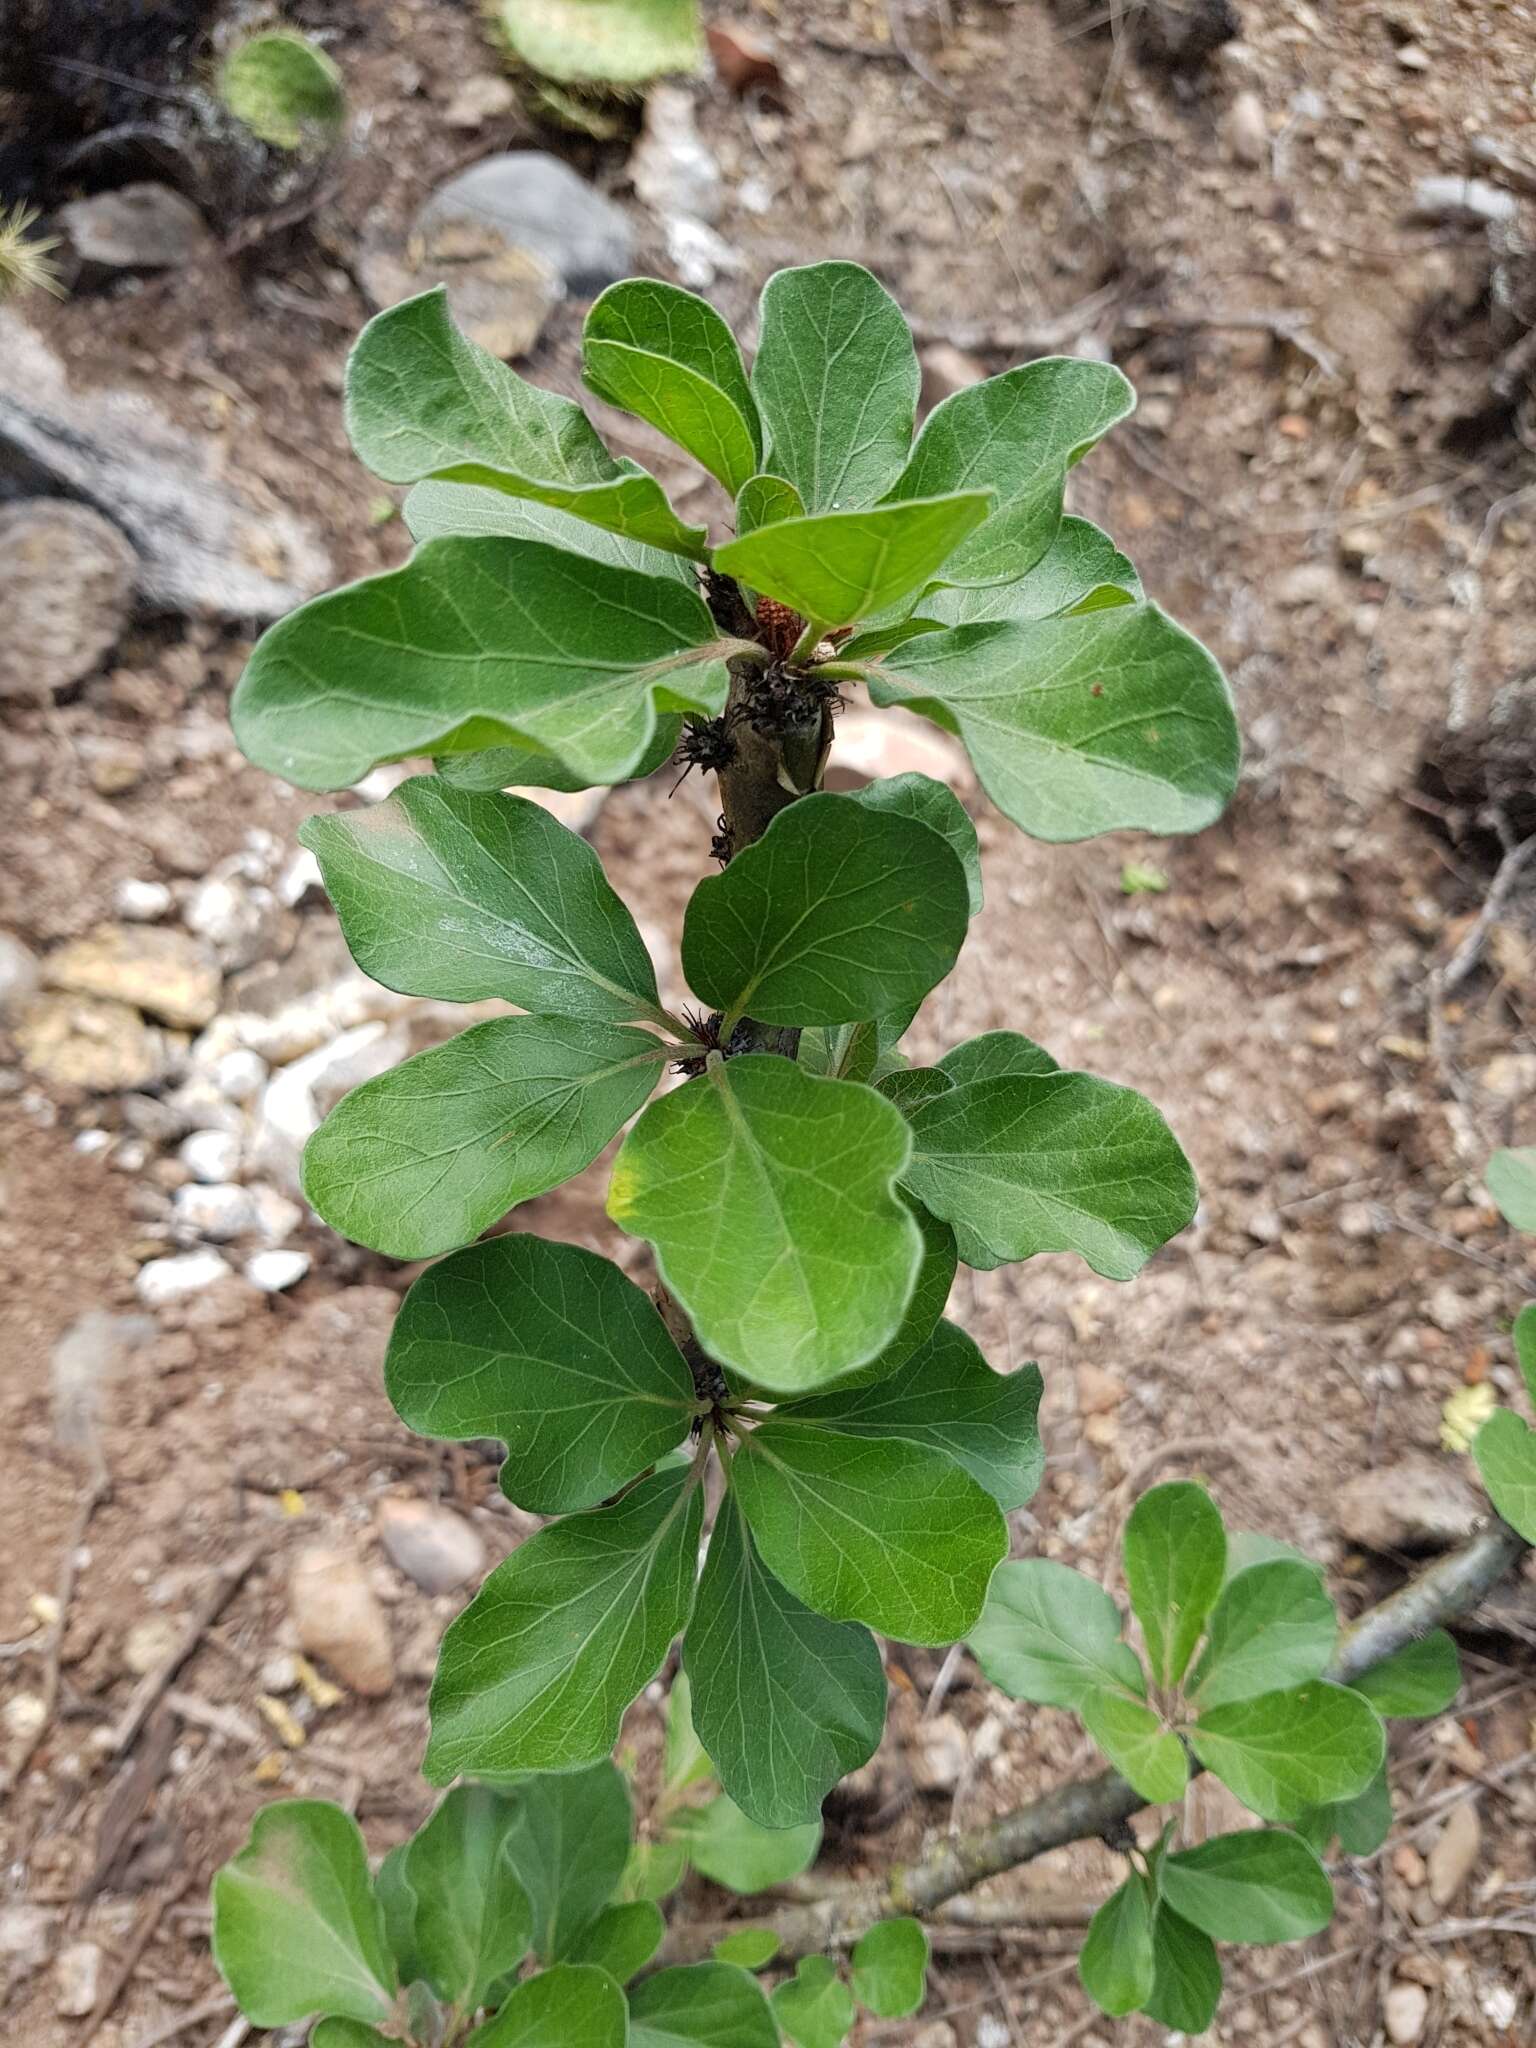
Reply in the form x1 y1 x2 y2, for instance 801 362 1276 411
2 2 1536 2044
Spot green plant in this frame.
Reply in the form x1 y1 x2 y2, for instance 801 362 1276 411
219 30 347 151
0 201 63 300
227 261 1254 2019
211 1745 928 2044
1471 1150 1536 1540
970 1482 1463 2026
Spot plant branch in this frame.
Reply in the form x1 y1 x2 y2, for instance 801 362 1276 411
658 1516 1529 1964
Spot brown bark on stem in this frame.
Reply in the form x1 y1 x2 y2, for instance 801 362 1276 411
657 1517 1529 1965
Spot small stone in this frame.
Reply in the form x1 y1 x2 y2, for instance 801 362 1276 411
418 153 634 295
3 1693 46 1741
135 1249 233 1306
245 1248 310 1292
1078 1364 1127 1415
443 73 518 129
0 932 40 1019
1426 1801 1481 1907
1275 561 1339 607
173 1181 257 1242
0 1902 54 1979
1480 1052 1536 1101
59 183 209 269
289 1544 395 1696
0 500 136 700
53 1939 102 2019
630 85 722 225
359 233 560 361
248 1184 303 1244
179 1129 242 1184
123 1614 181 1676
1224 89 1269 166
86 740 146 795
208 1047 268 1104
1410 175 1519 226
114 879 173 922
45 924 221 1029
911 2027 958 2048
183 873 274 969
1393 1842 1427 1887
1385 1980 1429 2044
1335 1459 1482 1554
1394 43 1430 71
377 1497 486 1594
909 1710 967 1792
1246 1206 1284 1244
15 993 167 1092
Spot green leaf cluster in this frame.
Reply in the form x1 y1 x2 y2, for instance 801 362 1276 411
971 1482 1464 2024
232 270 1235 844
1467 1152 1536 1543
212 1745 927 2048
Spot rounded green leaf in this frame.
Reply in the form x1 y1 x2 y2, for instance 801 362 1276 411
850 1918 928 2019
970 1558 1145 1708
885 357 1135 587
233 537 726 793
468 1963 628 2048
1346 1630 1460 1719
1515 1300 1536 1405
771 1954 857 2048
712 494 993 630
608 1057 923 1392
730 1421 1006 1644
1160 1829 1334 1945
500 1762 634 1964
686 1492 887 1829
628 1960 780 2048
713 1930 780 1970
300 777 663 1021
490 0 704 84
1295 1762 1393 1859
386 1235 695 1514
1124 1481 1227 1691
751 262 919 513
211 1801 395 2027
304 1018 667 1259
405 478 694 585
425 1466 704 1783
736 475 804 534
584 280 762 495
622 1835 689 1904
846 772 983 915
937 1030 1060 1085
675 1795 821 1894
1081 1690 1188 1805
219 32 344 150
1189 1559 1337 1711
917 515 1141 627
1474 1405 1536 1541
400 1786 533 2010
347 290 705 559
681 793 971 1029
1079 1874 1155 2019
1487 1147 1536 1231
899 1061 1198 1280
1189 1682 1387 1822
1144 1906 1221 2035
567 1900 665 1983
312 2024 391 2048
778 1321 1043 1510
860 601 1239 843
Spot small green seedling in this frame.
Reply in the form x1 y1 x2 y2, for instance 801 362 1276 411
210 1755 927 2046
219 31 346 151
970 1482 1462 2027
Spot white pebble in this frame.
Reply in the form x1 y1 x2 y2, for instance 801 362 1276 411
245 1248 310 1292
135 1249 232 1305
114 878 173 921
210 1047 267 1103
179 1129 241 1183
172 1181 257 1241
73 1129 111 1155
248 1183 303 1244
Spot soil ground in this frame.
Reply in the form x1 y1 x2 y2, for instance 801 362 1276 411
3 2 1536 2043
